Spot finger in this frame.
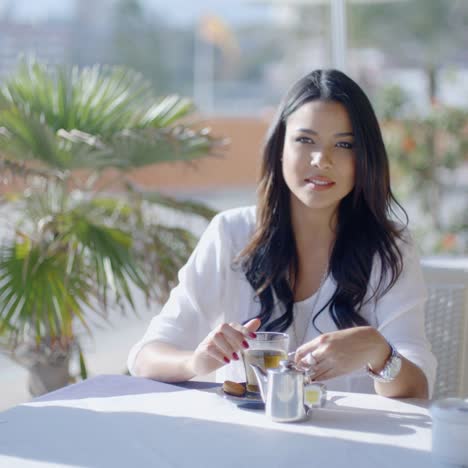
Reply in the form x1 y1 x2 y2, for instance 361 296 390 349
245 318 261 333
309 355 338 380
204 341 231 365
297 332 335 361
298 352 318 369
212 332 238 361
295 340 321 363
230 319 260 339
311 367 336 382
221 325 251 354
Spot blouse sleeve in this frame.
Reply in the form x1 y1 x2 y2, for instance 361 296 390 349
127 212 234 375
372 235 437 397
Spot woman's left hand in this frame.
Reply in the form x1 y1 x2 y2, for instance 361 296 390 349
294 326 391 381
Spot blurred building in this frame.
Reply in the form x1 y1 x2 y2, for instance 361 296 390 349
70 0 113 67
74 0 113 30
0 21 72 79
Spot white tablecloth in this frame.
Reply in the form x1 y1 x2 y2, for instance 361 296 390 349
0 375 433 468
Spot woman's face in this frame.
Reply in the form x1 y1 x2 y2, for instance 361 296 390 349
282 99 356 215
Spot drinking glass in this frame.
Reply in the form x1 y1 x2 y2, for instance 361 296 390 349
242 332 289 393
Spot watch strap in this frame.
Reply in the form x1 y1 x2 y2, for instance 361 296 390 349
366 342 402 383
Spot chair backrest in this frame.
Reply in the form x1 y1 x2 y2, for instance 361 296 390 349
421 263 468 399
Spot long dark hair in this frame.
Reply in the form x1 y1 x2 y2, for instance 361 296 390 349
239 69 407 333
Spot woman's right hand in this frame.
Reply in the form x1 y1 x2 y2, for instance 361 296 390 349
187 318 261 376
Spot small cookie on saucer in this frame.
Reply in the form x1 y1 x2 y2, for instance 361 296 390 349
223 380 246 397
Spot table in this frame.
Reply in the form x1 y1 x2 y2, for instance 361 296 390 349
0 375 433 468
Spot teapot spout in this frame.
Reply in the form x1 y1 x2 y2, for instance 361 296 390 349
249 364 268 403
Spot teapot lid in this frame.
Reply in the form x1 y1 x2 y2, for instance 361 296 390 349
268 359 303 375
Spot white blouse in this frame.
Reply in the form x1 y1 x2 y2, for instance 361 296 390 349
128 206 436 396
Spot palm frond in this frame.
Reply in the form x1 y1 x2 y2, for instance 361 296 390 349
80 196 138 226
54 125 226 170
126 184 217 221
0 60 154 136
1 59 199 136
0 108 71 168
135 224 198 302
0 59 227 172
20 180 68 225
94 126 226 170
0 208 152 347
139 95 195 128
0 237 91 344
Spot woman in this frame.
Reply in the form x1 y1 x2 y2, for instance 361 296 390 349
128 69 436 399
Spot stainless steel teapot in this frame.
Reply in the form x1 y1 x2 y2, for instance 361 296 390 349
250 360 326 423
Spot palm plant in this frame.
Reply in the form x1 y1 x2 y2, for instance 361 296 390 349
0 60 225 396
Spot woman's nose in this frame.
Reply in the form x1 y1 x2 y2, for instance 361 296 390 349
310 150 332 169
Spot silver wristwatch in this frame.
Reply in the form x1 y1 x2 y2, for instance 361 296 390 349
366 342 402 383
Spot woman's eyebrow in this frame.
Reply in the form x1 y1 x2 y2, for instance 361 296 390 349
296 128 354 137
296 128 318 135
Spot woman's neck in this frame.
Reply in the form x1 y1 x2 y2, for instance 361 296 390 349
290 202 337 255
289 202 336 300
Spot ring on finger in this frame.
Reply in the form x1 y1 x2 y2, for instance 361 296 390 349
304 353 317 366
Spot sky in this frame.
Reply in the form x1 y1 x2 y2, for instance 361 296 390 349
0 0 268 25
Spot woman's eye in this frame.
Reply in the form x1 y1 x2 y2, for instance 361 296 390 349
295 136 314 144
336 141 353 149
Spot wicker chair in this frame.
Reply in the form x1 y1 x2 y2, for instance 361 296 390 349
421 262 468 399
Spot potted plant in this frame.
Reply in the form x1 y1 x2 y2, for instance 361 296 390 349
0 59 225 396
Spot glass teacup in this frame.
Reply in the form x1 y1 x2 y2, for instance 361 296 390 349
242 331 289 393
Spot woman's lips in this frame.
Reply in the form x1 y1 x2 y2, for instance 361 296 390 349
304 176 335 191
